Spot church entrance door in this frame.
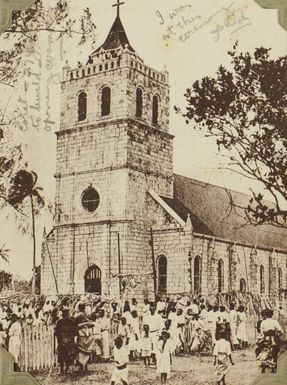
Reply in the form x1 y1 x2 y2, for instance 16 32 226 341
85 265 102 294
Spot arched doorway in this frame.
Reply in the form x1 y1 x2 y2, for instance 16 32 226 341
85 265 102 294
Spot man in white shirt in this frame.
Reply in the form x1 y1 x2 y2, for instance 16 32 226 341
260 317 283 335
143 303 163 364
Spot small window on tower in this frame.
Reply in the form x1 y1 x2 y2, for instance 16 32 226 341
101 86 111 116
82 187 100 212
260 265 265 294
152 95 159 126
78 91 87 121
136 88 143 118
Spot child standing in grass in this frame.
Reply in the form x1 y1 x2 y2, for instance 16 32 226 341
141 324 152 367
213 330 234 385
157 330 172 384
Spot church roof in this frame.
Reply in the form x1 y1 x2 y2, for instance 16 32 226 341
160 195 215 236
93 16 135 53
173 174 287 251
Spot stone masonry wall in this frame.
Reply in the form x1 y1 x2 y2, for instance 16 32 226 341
55 118 173 227
61 51 170 132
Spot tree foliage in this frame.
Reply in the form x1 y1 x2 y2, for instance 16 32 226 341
1 0 97 87
0 0 96 212
0 270 12 291
177 42 287 228
0 244 10 264
0 0 97 256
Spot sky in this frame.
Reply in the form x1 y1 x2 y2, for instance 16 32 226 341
0 0 286 279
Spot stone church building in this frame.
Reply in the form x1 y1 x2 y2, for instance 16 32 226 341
41 11 287 301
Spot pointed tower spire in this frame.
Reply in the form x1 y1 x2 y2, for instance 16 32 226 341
92 1 134 54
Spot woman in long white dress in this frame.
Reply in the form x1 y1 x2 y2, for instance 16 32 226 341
236 306 248 349
8 314 22 369
99 309 110 361
229 304 239 349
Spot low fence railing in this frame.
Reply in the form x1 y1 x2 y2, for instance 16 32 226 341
19 325 57 372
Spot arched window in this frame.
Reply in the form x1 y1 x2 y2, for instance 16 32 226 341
218 259 224 293
101 86 111 116
194 256 202 294
152 95 159 125
240 278 247 293
78 91 87 121
136 88 143 118
85 265 101 294
158 256 167 294
260 265 265 294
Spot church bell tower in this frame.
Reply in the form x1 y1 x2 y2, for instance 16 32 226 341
41 1 174 297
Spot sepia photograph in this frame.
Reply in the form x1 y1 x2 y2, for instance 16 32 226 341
0 0 286 384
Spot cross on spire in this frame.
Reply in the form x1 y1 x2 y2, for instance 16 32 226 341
112 0 125 18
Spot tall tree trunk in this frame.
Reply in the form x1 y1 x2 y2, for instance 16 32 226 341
31 194 36 294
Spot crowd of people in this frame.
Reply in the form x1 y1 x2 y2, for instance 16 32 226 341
0 295 286 384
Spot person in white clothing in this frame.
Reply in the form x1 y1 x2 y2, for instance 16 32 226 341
111 337 129 385
130 298 138 313
255 309 283 373
236 306 248 349
156 298 166 316
229 304 239 349
142 299 150 318
143 303 163 364
141 324 152 367
213 330 234 385
218 306 230 324
174 308 185 353
129 310 140 361
210 306 220 344
8 314 22 371
157 330 172 384
190 300 199 316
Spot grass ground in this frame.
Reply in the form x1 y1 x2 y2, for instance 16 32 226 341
33 348 263 385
